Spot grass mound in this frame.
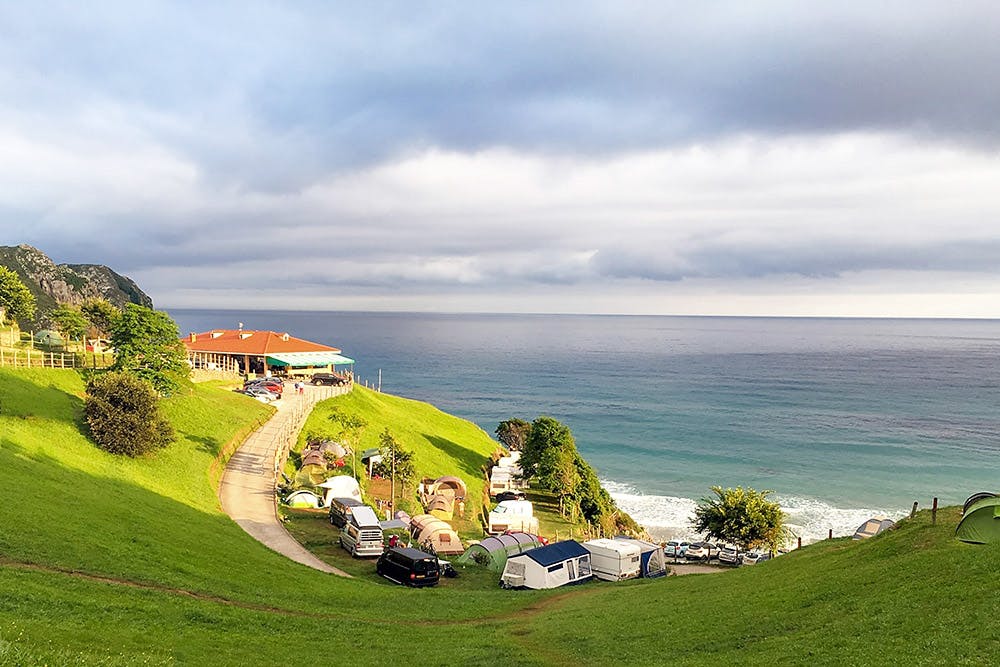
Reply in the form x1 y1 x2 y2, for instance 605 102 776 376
1 368 998 665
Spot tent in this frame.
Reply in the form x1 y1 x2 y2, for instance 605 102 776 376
408 514 464 555
963 492 998 515
35 330 65 348
500 540 593 590
957 495 1000 544
613 537 667 578
852 517 895 540
300 451 328 469
283 490 323 508
425 495 454 520
457 532 544 571
317 476 361 505
430 476 467 498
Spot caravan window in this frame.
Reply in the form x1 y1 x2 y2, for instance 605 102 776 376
547 563 564 573
578 557 592 576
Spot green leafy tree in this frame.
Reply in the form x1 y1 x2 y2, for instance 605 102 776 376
372 428 415 486
0 266 35 325
495 418 531 451
49 305 89 341
84 371 175 457
111 304 189 394
80 298 121 337
691 486 791 554
520 416 576 489
328 408 368 478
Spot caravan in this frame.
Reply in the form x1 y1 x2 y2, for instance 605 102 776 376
500 541 593 589
487 500 539 535
339 506 384 557
582 538 642 581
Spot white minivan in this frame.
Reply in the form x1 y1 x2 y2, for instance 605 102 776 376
339 506 384 557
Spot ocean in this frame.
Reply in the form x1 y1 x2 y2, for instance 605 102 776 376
170 310 1000 542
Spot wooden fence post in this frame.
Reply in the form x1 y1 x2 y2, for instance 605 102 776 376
797 536 802 550
910 501 919 519
828 528 833 540
932 497 938 524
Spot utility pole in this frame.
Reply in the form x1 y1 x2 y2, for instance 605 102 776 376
378 368 382 392
390 442 396 516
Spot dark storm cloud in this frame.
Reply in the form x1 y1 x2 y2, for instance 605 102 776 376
3 2 1000 191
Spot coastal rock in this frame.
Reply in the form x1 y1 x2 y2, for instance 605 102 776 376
0 244 152 327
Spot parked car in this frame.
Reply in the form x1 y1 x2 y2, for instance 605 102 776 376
664 540 690 558
685 542 720 561
239 386 278 402
311 372 349 386
245 379 283 395
718 546 741 565
376 547 440 587
494 490 527 502
741 552 772 565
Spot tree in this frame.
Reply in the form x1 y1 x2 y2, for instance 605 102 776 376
84 371 175 457
372 428 415 486
0 266 35 325
327 408 368 479
49 305 89 341
111 304 189 394
80 298 121 337
495 418 531 451
691 486 790 554
520 416 577 490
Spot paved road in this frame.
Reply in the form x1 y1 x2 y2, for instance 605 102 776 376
219 382 353 577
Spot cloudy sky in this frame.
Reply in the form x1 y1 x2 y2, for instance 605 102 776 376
3 2 1000 316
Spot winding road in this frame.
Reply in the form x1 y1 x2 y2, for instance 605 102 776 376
219 382 353 577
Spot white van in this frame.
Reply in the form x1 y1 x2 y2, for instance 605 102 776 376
339 506 384 557
582 538 642 581
487 500 539 535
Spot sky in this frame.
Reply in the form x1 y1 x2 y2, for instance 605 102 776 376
2 2 1000 317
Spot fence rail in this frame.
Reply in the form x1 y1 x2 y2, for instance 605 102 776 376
0 348 114 369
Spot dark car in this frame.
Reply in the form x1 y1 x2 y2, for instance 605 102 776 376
494 490 527 502
328 497 366 528
311 372 349 386
376 547 440 587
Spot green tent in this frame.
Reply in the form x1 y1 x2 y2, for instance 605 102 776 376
956 495 1000 544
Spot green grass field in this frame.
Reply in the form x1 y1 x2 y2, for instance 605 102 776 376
1 368 998 665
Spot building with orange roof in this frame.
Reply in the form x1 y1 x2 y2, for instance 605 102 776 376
181 328 355 378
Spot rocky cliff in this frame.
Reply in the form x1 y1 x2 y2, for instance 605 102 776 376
0 244 152 326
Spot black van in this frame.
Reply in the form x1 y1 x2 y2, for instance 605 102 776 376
328 497 365 528
376 547 440 587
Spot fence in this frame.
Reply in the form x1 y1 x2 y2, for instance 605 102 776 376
0 348 114 369
272 384 353 478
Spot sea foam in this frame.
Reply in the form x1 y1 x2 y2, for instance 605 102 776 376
603 479 909 544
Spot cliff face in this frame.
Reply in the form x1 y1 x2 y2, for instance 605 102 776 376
0 244 152 326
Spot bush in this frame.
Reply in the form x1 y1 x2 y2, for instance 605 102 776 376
84 371 175 457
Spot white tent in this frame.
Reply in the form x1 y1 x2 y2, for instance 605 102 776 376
317 476 362 505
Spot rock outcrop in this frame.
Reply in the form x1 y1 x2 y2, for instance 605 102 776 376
0 244 152 326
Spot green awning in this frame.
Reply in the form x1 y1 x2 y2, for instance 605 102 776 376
266 352 356 367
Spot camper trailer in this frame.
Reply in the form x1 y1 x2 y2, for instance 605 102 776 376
612 537 667 578
500 540 593 589
339 506 384 557
582 538 642 581
487 500 539 535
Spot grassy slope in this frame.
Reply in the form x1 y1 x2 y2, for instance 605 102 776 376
1 369 998 665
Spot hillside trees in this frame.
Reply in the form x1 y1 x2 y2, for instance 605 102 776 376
0 266 35 325
84 371 175 456
111 304 188 394
691 486 790 554
516 415 642 536
49 304 89 341
80 298 120 337
495 418 531 451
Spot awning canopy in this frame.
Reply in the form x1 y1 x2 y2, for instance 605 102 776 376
266 352 356 367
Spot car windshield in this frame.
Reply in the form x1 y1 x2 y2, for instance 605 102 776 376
493 506 508 513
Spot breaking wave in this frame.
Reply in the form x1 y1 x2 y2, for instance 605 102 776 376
603 479 909 544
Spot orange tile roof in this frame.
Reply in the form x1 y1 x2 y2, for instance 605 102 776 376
181 330 341 355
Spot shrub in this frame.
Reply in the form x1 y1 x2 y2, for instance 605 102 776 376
84 371 175 457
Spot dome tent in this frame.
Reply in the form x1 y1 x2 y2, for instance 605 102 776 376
852 517 895 540
957 494 1000 544
456 532 543 571
408 514 464 555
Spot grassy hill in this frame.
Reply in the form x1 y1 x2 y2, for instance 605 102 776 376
1 368 998 665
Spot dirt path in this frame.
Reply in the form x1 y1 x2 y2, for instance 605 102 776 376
218 383 353 577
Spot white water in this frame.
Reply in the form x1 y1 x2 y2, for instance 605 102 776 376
603 479 910 544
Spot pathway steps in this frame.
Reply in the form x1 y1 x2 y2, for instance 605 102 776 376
219 383 353 577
